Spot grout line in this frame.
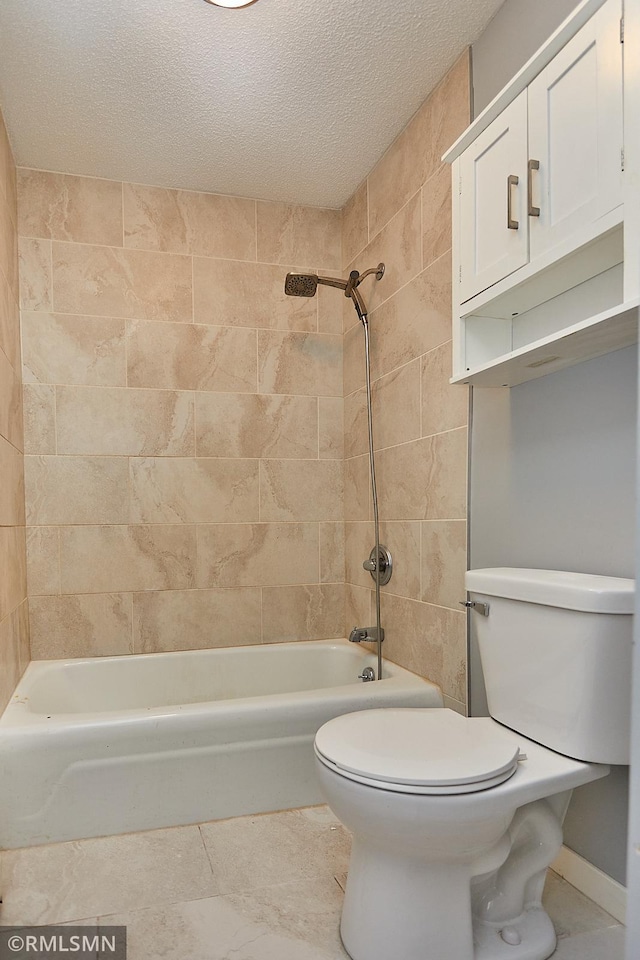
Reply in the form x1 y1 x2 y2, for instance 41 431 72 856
16 166 344 215
17 305 341 339
20 232 340 275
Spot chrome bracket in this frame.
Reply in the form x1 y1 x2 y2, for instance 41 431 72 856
459 600 490 616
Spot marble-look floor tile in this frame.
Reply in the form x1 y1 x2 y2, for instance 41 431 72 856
0 826 217 926
550 924 625 958
543 871 619 939
99 877 348 960
199 806 351 894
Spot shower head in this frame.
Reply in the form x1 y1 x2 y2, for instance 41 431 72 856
284 264 385 325
284 273 318 298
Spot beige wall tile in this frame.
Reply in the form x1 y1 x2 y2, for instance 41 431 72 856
379 520 421 601
422 165 452 269
344 454 370 522
59 525 197 594
318 397 343 459
196 393 317 459
262 584 344 643
320 522 345 583
0 272 20 372
197 523 319 588
22 313 127 386
344 387 367 460
421 341 468 436
372 358 421 451
258 331 342 397
18 237 52 311
0 346 23 450
342 181 368 268
56 386 194 456
367 51 470 237
51 242 192 322
25 456 129 525
18 170 123 246
29 593 133 659
124 184 256 260
0 113 17 222
130 458 259 523
0 601 29 714
343 321 366 395
0 526 27 621
345 521 374 590
347 191 421 316
193 258 316 332
316 282 343 335
381 591 466 699
127 320 257 393
132 587 262 653
368 251 452 381
0 192 18 300
23 383 56 455
345 583 373 635
26 526 60 596
376 428 467 520
421 520 467 609
256 202 341 269
0 435 24 526
260 460 343 522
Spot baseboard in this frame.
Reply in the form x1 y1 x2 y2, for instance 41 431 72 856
551 845 627 924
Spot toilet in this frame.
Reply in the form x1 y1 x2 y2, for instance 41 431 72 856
314 568 634 960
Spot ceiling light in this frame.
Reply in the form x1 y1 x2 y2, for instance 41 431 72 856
203 0 259 6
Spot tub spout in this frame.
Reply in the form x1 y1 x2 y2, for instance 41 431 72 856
349 626 384 643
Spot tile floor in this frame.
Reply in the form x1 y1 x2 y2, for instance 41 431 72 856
0 806 625 959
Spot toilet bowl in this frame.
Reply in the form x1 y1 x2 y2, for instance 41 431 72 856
315 569 633 960
315 708 608 960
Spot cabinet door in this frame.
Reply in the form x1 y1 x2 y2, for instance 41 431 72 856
528 0 623 261
459 91 529 304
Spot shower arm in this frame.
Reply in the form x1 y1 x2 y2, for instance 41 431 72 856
316 274 368 322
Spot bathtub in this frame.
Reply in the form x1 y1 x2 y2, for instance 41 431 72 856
0 638 442 848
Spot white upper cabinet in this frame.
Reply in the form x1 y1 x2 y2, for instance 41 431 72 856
528 0 623 260
459 92 529 304
457 0 623 307
445 0 637 389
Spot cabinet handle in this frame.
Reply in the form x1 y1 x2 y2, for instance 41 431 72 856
528 159 540 217
507 174 519 230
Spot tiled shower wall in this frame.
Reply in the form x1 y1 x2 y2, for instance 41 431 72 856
342 53 471 711
0 106 29 711
16 52 471 707
18 174 345 657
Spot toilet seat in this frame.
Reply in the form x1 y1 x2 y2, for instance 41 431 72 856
314 708 522 795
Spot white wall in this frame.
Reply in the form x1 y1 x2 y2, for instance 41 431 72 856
470 0 633 886
469 347 636 884
471 0 581 113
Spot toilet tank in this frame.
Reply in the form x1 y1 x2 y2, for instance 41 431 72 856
466 568 634 764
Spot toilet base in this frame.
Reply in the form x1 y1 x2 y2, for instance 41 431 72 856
473 908 556 960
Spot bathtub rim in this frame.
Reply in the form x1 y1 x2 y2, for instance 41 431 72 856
1 638 439 730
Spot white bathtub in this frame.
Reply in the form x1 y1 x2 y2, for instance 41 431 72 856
0 638 442 848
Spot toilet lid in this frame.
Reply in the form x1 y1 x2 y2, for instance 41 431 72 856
314 709 521 794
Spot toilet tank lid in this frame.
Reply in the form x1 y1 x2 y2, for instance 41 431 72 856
465 568 635 614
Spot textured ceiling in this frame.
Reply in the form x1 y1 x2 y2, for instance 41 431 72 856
0 0 504 208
